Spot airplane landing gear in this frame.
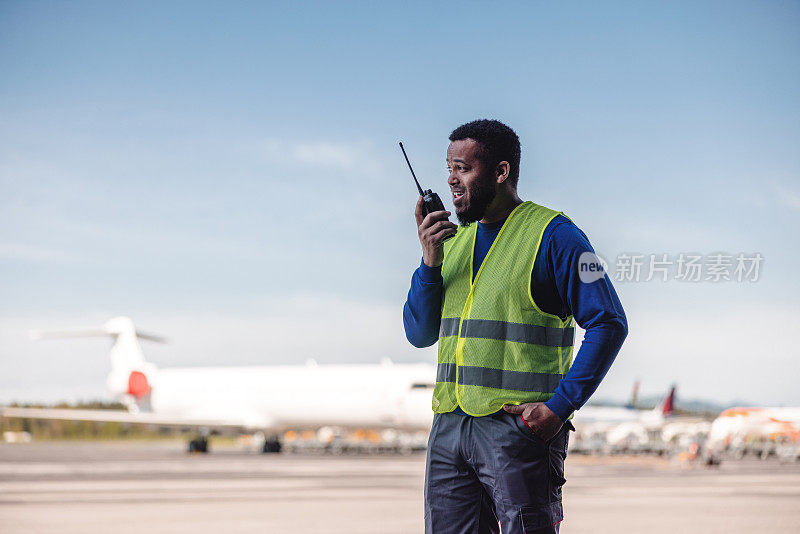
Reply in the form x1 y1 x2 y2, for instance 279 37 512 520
188 436 209 453
262 436 282 453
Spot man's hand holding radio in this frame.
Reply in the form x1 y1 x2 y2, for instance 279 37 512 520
415 197 458 268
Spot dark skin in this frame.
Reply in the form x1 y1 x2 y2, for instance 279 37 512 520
415 137 564 442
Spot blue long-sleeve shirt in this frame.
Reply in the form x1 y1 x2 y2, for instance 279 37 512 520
402 214 628 422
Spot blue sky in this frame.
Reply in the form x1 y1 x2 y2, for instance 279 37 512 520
1 1 798 405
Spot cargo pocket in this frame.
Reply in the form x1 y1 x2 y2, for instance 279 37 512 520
548 423 570 503
518 502 563 531
549 458 567 498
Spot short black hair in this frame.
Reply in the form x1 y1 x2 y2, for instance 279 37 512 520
449 119 521 186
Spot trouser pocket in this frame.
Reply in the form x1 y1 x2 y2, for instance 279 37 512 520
548 425 569 501
511 412 550 446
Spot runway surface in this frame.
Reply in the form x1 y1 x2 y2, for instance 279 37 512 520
1 441 799 533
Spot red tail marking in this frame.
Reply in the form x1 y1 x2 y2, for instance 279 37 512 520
661 386 676 416
127 371 151 398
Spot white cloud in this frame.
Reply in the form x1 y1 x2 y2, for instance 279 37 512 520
0 242 87 263
259 138 383 175
594 302 800 407
773 182 800 210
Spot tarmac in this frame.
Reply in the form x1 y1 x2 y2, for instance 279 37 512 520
1 441 799 533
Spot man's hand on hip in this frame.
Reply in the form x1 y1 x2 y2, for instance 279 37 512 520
503 402 563 443
415 197 458 268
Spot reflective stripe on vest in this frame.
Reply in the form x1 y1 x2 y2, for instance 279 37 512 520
436 362 564 392
439 318 574 348
433 201 575 416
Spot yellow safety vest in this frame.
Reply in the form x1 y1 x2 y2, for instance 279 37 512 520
433 201 575 416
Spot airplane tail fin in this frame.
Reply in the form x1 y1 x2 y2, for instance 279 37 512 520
30 316 164 408
626 379 640 410
657 385 677 417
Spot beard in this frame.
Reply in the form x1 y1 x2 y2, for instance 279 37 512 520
455 176 497 226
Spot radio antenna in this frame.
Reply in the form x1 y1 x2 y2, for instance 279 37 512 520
399 142 424 196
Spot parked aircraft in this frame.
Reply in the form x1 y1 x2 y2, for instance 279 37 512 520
574 383 675 424
0 317 436 452
570 385 687 454
706 406 800 463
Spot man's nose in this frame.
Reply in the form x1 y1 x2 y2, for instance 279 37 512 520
447 171 459 186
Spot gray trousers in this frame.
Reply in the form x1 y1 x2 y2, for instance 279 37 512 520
424 410 573 534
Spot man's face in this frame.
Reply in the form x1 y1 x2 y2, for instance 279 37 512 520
446 138 497 226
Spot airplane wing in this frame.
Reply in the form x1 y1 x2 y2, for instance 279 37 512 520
0 406 273 432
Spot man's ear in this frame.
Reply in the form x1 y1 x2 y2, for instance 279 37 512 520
496 161 511 184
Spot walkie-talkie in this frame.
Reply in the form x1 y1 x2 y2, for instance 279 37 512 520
399 142 453 239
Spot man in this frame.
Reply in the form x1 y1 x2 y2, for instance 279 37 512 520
403 119 628 534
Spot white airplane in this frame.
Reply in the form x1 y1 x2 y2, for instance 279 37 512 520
574 383 677 426
0 317 437 452
571 384 685 453
706 406 800 462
